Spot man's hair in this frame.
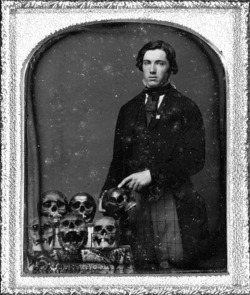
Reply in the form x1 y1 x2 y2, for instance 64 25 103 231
135 40 178 75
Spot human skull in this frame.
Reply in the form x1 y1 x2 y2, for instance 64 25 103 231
35 254 53 273
69 192 96 223
102 188 136 219
28 216 55 252
39 190 68 224
58 213 88 252
92 216 118 249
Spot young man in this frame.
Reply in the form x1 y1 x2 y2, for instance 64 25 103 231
100 40 209 270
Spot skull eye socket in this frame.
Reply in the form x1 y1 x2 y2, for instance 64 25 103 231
42 200 65 208
72 201 81 209
42 201 52 208
32 224 39 231
107 225 115 232
75 219 83 226
84 201 93 209
117 195 124 204
94 225 102 232
61 220 70 227
38 260 47 268
56 200 65 208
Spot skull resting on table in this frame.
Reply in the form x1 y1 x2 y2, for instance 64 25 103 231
92 216 118 249
28 216 55 252
39 190 68 224
101 187 136 219
69 192 96 223
58 213 88 252
35 253 55 273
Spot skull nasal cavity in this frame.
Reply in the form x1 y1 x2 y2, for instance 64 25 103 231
69 222 74 229
101 229 107 235
52 205 57 211
80 206 85 212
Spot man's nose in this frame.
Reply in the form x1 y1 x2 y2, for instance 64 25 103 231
149 63 156 73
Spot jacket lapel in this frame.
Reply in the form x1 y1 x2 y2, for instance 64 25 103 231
131 83 174 131
125 92 146 135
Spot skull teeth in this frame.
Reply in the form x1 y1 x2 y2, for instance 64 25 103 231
59 230 86 245
64 230 83 235
34 236 53 249
35 237 51 245
93 236 116 248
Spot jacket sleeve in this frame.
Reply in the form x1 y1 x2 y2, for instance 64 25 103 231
149 99 205 191
101 106 125 194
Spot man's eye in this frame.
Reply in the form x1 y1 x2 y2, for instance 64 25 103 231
143 61 150 65
157 61 165 66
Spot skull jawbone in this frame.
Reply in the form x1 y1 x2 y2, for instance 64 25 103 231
94 238 116 249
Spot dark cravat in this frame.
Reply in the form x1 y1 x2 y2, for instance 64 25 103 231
144 84 170 126
145 92 160 126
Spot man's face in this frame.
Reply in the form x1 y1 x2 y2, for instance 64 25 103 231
142 49 170 88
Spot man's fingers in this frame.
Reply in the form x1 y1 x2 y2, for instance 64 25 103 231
133 183 139 191
130 180 140 191
118 175 133 188
128 182 134 189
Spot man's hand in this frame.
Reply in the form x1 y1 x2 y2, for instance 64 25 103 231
118 170 152 191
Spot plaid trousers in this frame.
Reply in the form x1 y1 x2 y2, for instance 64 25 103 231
125 189 183 269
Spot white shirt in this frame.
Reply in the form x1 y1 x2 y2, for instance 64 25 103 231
145 94 165 109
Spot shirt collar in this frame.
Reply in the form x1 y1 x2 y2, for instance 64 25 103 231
145 93 165 108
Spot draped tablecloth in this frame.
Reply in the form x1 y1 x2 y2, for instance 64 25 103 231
27 245 135 274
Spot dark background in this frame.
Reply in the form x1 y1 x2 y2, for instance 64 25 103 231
26 22 226 268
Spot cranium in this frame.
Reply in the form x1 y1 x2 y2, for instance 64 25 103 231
69 192 96 223
39 190 68 224
101 188 136 219
28 216 55 252
35 254 53 273
92 216 118 249
31 253 58 274
58 213 88 252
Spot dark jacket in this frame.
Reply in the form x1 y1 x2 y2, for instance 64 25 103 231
102 83 205 194
102 83 209 264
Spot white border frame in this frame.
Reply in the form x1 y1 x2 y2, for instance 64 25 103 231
1 1 249 294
